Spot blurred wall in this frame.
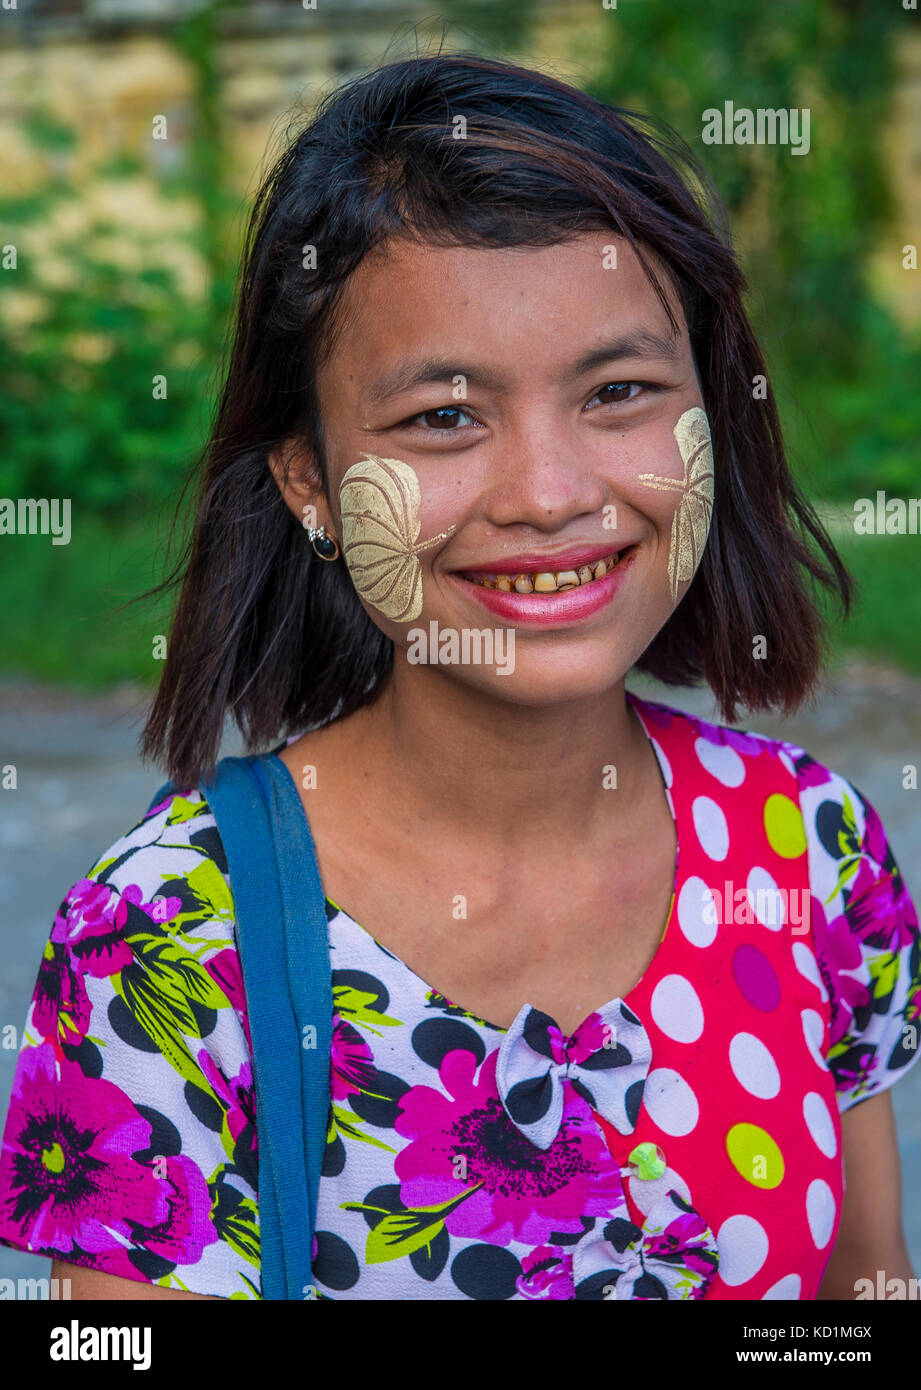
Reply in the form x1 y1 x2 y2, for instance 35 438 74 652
1 0 918 322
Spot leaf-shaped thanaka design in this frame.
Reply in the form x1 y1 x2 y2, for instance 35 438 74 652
638 407 714 602
339 455 457 622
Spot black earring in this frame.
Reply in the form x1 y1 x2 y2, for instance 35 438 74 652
307 526 340 562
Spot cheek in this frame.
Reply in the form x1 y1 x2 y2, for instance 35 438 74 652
637 406 714 602
337 453 456 624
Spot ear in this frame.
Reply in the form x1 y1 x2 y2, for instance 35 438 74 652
267 439 332 534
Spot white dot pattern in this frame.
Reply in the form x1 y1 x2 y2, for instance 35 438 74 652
692 795 729 861
651 974 704 1043
717 1214 769 1286
729 1032 781 1099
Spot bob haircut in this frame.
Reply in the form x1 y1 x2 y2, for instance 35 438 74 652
140 51 852 788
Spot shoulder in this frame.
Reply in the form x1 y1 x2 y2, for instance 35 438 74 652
630 694 921 1107
779 749 921 1107
55 784 236 961
0 786 259 1297
50 779 250 1054
630 692 792 762
631 692 875 813
629 693 802 805
630 691 915 925
88 783 229 910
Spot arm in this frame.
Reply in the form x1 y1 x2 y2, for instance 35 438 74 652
51 1258 221 1300
816 1090 915 1299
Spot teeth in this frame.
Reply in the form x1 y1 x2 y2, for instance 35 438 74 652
465 551 626 593
554 570 580 590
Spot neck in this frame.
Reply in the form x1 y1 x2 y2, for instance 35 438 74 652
346 660 651 853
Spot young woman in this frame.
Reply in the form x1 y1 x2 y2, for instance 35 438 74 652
1 53 918 1302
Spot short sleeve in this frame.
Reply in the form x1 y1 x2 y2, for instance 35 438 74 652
789 746 921 1114
0 789 261 1298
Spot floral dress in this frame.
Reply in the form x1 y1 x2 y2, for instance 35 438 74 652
1 694 919 1300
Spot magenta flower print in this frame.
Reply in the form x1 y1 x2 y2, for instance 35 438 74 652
204 949 245 1010
205 948 251 1052
394 1048 625 1247
32 945 92 1055
862 800 888 867
61 879 135 978
140 891 183 929
830 1044 878 1101
330 1014 376 1101
845 856 919 955
644 1204 715 1280
811 896 870 1046
63 881 184 981
129 1154 218 1266
789 750 833 791
566 1010 609 1064
197 1050 256 1151
69 1156 219 1279
0 1045 168 1255
517 1244 573 1300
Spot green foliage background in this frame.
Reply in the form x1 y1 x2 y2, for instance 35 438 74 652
1 0 920 686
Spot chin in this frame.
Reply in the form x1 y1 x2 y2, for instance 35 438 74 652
397 611 655 705
432 656 631 707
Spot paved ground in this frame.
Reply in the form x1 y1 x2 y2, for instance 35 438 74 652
1 662 919 1287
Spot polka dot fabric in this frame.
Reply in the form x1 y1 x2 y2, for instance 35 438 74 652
0 694 918 1299
623 698 853 1298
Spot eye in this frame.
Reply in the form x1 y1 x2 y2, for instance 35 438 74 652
585 382 648 409
407 406 479 431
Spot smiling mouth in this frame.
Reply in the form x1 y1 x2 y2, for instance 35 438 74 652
458 548 633 594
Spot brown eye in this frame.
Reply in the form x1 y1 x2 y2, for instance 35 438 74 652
417 407 474 430
594 382 640 405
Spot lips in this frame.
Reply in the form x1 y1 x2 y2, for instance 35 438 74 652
447 545 638 627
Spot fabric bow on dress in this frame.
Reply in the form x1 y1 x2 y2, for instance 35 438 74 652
495 997 720 1300
572 1190 720 1300
495 999 652 1151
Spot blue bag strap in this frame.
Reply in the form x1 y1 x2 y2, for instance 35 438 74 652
146 755 332 1301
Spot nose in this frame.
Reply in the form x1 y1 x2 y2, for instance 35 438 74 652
481 416 610 532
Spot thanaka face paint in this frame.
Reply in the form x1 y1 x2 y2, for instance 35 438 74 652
338 454 456 622
638 407 714 602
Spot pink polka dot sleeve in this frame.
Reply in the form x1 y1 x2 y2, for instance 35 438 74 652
787 745 921 1114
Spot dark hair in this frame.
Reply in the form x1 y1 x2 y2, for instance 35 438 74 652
140 51 852 787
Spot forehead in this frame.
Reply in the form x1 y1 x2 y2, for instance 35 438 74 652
321 233 690 396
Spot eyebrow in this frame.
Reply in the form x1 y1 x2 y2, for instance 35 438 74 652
361 327 682 409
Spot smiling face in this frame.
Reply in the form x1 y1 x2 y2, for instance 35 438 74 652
275 231 710 706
